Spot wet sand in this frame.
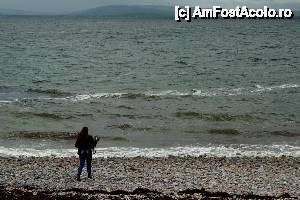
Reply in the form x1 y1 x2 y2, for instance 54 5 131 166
0 156 299 199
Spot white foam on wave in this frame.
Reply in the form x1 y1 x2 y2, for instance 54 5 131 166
0 100 14 103
252 83 299 93
145 90 189 96
65 83 299 101
0 100 14 107
67 93 125 101
0 144 299 158
3 83 298 103
192 84 299 97
191 87 244 97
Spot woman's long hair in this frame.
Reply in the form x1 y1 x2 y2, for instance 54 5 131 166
77 127 89 142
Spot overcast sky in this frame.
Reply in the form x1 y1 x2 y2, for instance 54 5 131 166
0 0 299 13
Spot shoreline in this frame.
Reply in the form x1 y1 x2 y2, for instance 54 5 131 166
1 144 300 157
1 156 299 199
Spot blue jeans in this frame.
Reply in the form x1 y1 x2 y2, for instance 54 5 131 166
77 153 92 177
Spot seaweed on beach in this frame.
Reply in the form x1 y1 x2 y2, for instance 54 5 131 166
0 186 296 200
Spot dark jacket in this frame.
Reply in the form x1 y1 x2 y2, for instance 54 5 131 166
75 135 96 156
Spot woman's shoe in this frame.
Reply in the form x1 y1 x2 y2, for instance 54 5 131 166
88 175 92 179
77 175 81 181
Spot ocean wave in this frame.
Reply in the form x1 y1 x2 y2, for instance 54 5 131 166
27 88 73 97
108 113 162 120
0 144 299 158
268 131 300 137
66 92 162 101
67 93 124 101
175 112 262 122
252 84 299 93
0 85 20 92
100 136 129 141
108 124 152 131
4 131 77 140
2 83 298 103
0 100 16 107
1 132 130 142
0 86 10 89
192 83 299 97
14 112 75 120
145 90 190 96
117 105 134 110
0 100 13 104
66 83 299 101
208 129 240 135
109 124 132 130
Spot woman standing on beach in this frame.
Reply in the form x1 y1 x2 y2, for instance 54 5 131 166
75 127 97 181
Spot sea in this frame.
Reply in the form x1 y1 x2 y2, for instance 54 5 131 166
0 16 299 157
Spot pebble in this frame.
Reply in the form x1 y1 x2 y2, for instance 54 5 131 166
0 156 299 199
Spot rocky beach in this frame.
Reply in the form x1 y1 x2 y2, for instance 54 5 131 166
0 155 299 199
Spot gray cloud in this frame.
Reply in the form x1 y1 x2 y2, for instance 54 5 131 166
0 0 299 13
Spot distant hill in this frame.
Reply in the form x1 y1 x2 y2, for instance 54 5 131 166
70 5 173 17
